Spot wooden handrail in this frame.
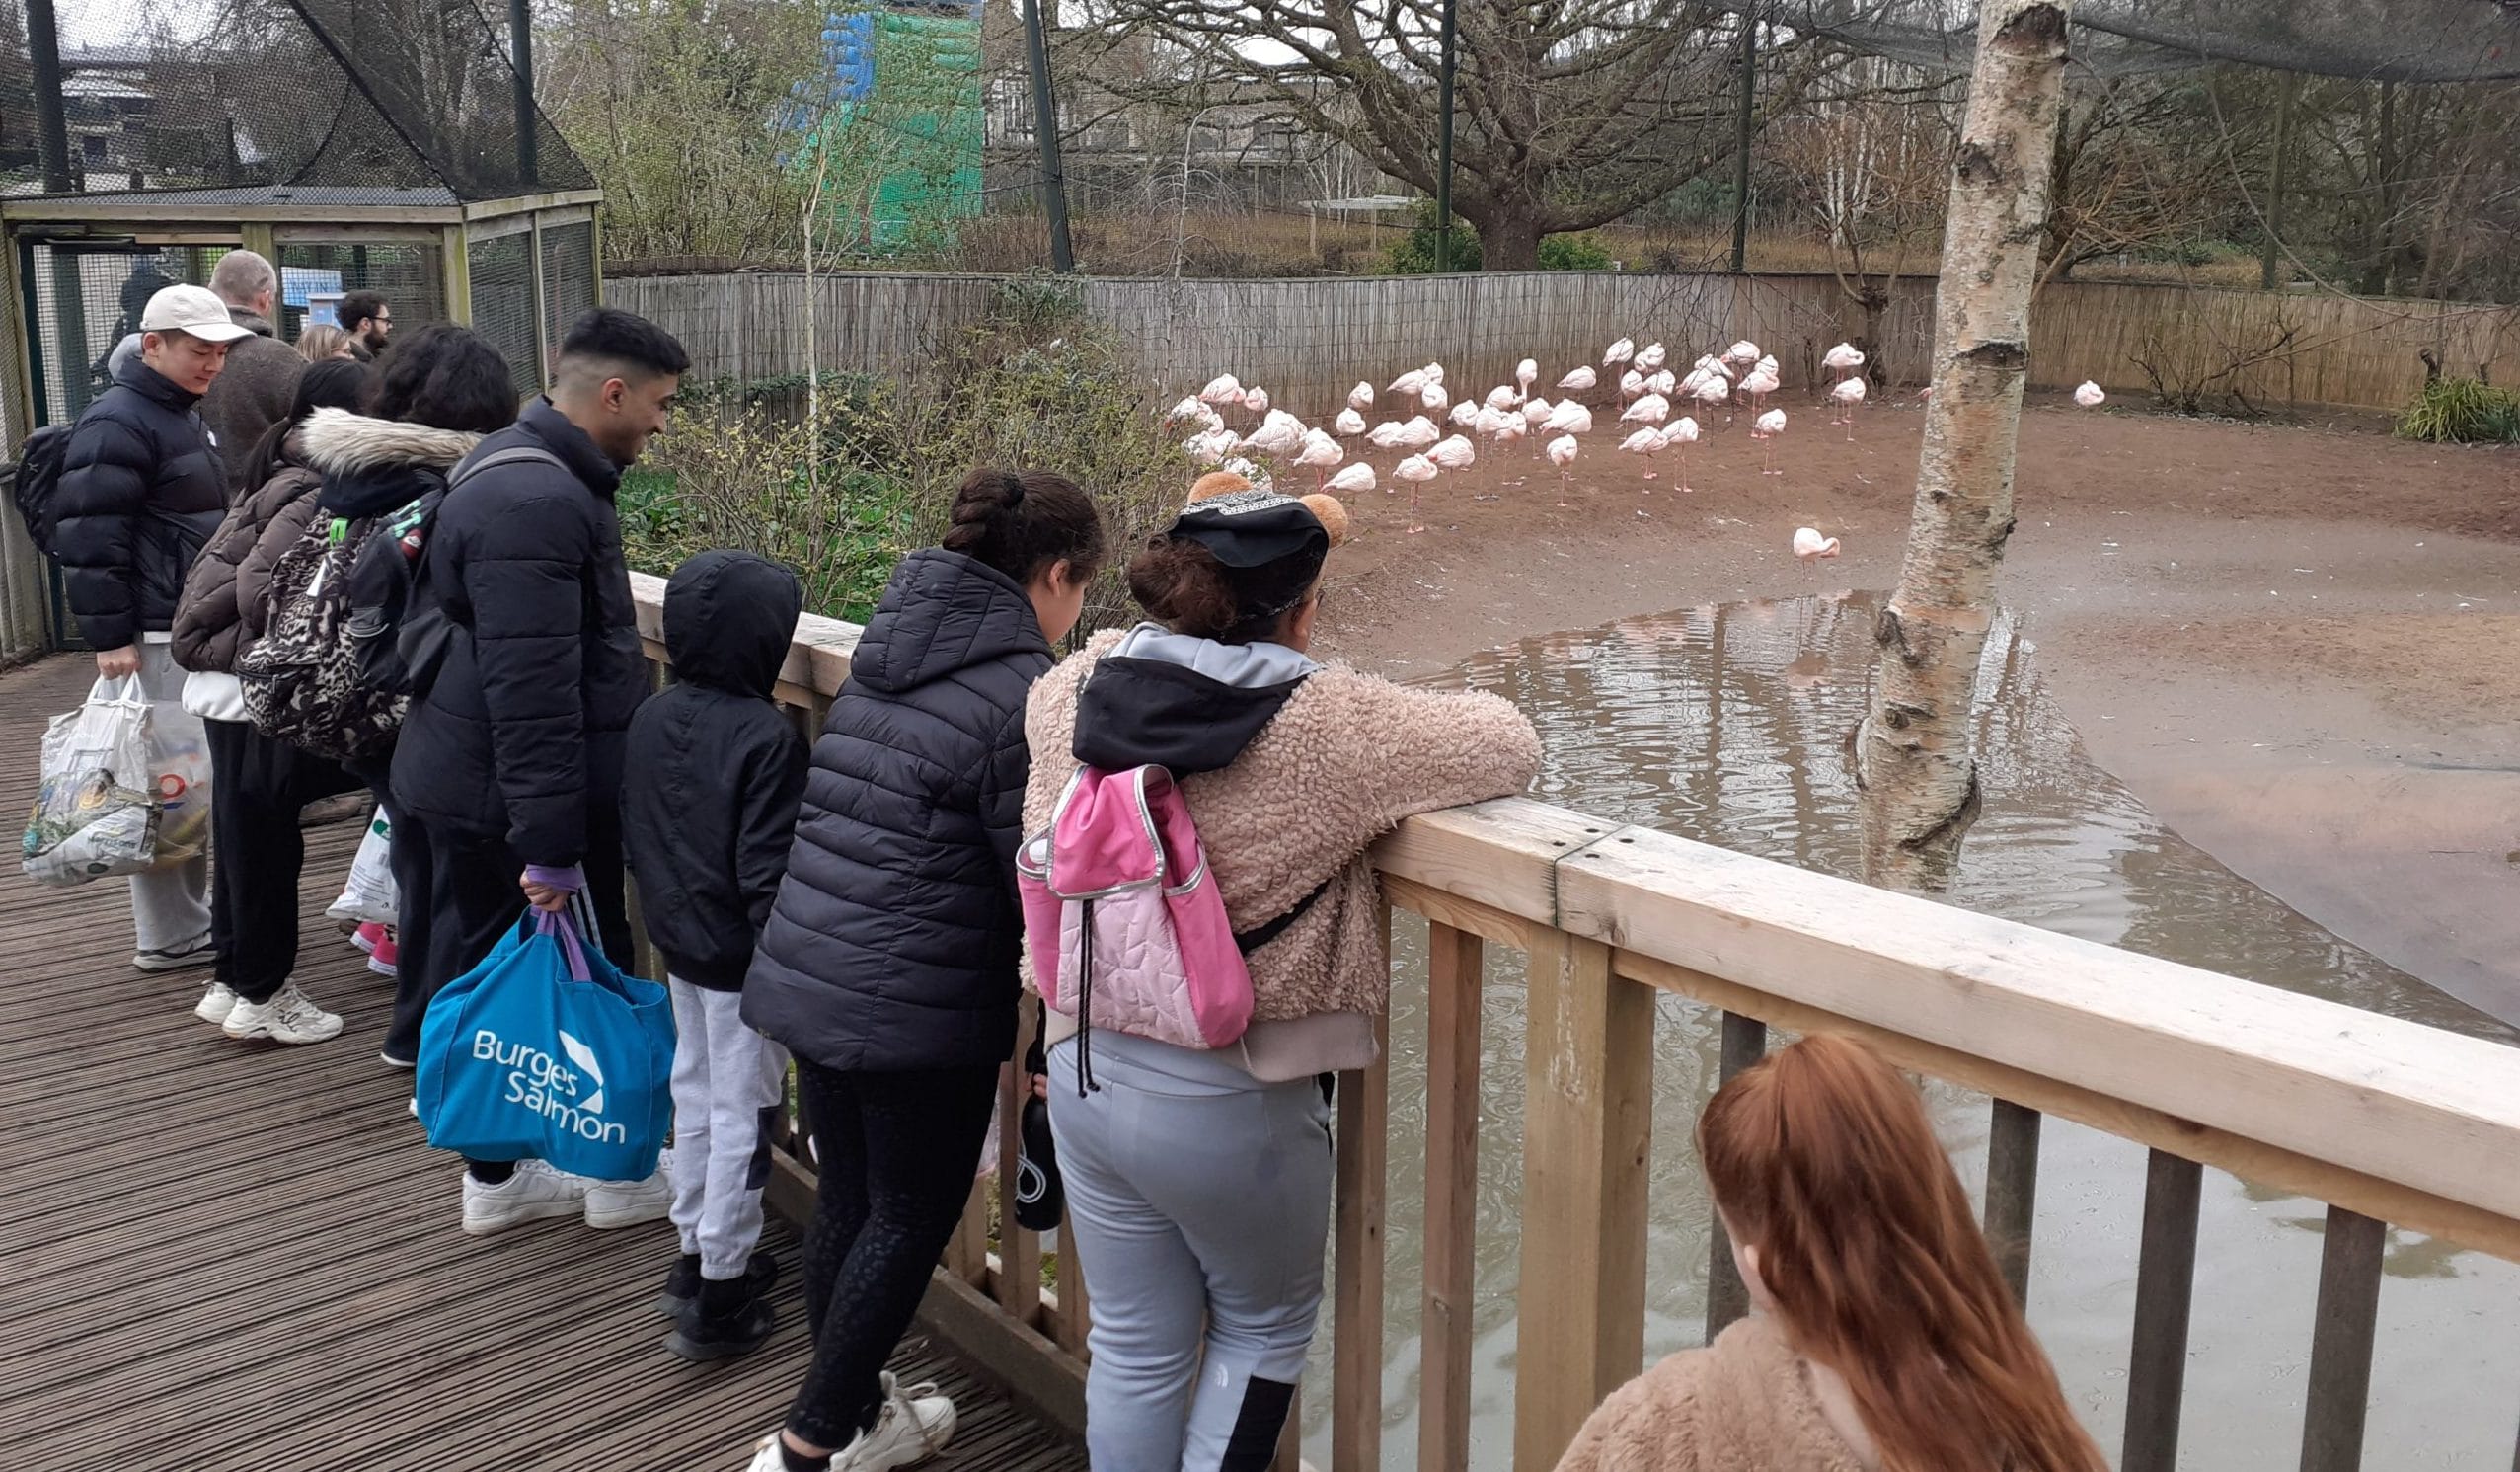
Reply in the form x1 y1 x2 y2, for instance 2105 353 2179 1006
634 582 2520 1472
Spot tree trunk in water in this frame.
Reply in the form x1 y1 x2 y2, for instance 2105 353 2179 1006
1855 0 2070 893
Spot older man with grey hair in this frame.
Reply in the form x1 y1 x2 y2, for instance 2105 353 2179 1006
197 250 305 493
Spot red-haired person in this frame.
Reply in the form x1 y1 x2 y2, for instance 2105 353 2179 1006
1556 1035 2107 1472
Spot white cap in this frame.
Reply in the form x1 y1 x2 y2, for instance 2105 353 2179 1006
138 284 254 344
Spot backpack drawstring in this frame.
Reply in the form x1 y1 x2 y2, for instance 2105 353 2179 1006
1074 897 1100 1097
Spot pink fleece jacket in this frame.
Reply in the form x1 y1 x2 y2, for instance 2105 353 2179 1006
1023 630 1542 1030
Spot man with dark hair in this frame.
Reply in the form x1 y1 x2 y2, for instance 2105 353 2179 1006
199 250 306 493
51 283 246 979
339 290 392 357
387 307 689 1234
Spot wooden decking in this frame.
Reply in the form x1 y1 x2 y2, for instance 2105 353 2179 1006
0 655 1083 1472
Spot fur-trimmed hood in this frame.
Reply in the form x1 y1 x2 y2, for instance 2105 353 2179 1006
302 407 488 518
298 407 483 476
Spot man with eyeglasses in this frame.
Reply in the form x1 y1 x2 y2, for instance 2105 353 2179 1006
339 290 394 358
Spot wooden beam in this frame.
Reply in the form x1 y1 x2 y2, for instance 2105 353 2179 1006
1418 922 1484 1472
2122 1149 2205 1472
1985 1099 2042 1306
2299 1206 2386 1472
1513 930 1652 1472
1370 796 1603 926
1704 1010 1767 1341
2 200 466 226
915 1268 1089 1438
1612 950 2520 1262
1332 1004 1390 1472
460 188 607 223
1556 822 2520 1232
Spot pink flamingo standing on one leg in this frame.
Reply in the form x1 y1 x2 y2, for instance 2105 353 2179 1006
1545 434 1579 507
1751 408 1787 476
1830 377 1867 439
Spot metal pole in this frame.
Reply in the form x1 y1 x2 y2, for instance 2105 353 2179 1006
509 0 538 187
2260 74 2296 291
28 0 73 194
1021 0 1076 272
1436 0 1457 272
1729 4 1757 273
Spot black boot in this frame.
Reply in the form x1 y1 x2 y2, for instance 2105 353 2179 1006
664 1258 780 1361
654 1253 702 1317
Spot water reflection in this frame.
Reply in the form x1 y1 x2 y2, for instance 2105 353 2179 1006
1305 593 2520 1471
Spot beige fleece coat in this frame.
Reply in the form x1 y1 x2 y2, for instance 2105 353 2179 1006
1022 631 1542 1024
1554 1316 1871 1472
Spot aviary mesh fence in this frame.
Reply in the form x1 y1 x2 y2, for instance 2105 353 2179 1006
468 226 540 395
541 220 598 354
0 0 592 201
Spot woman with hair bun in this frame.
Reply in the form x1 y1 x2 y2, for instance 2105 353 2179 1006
1021 474 1541 1470
1556 1034 2107 1472
741 469 1106 1472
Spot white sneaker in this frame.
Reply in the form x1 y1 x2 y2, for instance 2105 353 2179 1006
221 982 344 1045
584 1151 673 1229
830 1372 955 1472
461 1159 589 1236
193 981 238 1023
745 1433 820 1472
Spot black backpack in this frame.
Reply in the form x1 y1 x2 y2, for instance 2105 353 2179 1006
8 425 74 556
346 444 566 698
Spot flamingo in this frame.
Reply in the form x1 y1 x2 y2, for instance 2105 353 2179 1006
1603 338 1636 367
1238 412 1305 459
1793 526 1842 569
1545 434 1579 507
1428 434 1477 472
1695 353 1734 381
1422 362 1446 387
1515 358 1539 398
1694 374 1733 426
1822 342 1866 376
1198 374 1243 406
1394 453 1440 533
1619 369 1646 403
1449 400 1480 426
1365 420 1410 450
1422 382 1450 416
1829 377 1867 438
1740 366 1780 415
1755 354 1779 378
2074 380 2107 407
1664 416 1700 492
1636 342 1667 372
1389 367 1428 398
1325 462 1376 495
1243 386 1271 417
1349 381 1375 411
1619 426 1668 484
1485 384 1519 412
1645 368 1676 398
1543 401 1594 435
1751 407 1787 476
1725 340 1761 366
1165 395 1205 425
1620 392 1671 427
1398 415 1441 450
1335 406 1368 437
1292 429 1345 490
1557 365 1598 395
1184 427 1238 464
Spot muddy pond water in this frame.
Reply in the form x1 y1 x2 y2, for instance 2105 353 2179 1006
1293 592 2520 1470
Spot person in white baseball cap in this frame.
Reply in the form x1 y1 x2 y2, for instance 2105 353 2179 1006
47 280 245 978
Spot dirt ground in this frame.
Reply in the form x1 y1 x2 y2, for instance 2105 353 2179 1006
1308 396 2520 1019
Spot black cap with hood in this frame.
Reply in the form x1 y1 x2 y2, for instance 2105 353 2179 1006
665 548 804 698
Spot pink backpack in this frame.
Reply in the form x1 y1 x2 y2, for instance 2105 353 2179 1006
1018 764 1253 1060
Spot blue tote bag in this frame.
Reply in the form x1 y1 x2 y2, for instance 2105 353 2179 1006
415 910 676 1182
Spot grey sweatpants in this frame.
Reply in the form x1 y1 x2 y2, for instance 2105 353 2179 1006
1046 1032 1333 1472
128 640 210 954
666 979 789 1279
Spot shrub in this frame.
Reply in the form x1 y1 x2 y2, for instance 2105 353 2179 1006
2397 376 2520 444
1384 204 1483 274
1538 232 1614 271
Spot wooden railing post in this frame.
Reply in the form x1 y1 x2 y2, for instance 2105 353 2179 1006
1704 1010 1767 1341
2122 1149 2205 1472
1420 922 1486 1472
1985 1098 2043 1307
2299 1205 2387 1472
1514 929 1653 1472
1332 1005 1392 1472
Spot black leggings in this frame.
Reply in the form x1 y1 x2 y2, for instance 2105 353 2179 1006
788 1058 999 1448
203 718 361 1004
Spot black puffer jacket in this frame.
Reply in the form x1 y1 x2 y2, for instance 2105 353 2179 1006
621 551 808 991
50 358 227 651
389 398 648 867
744 550 1053 1072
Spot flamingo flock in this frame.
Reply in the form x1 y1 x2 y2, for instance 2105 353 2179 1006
1164 337 2111 559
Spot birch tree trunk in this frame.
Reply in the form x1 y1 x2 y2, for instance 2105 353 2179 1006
1855 0 2071 891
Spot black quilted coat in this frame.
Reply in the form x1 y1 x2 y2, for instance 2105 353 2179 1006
742 549 1052 1072
388 398 648 868
49 358 227 651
